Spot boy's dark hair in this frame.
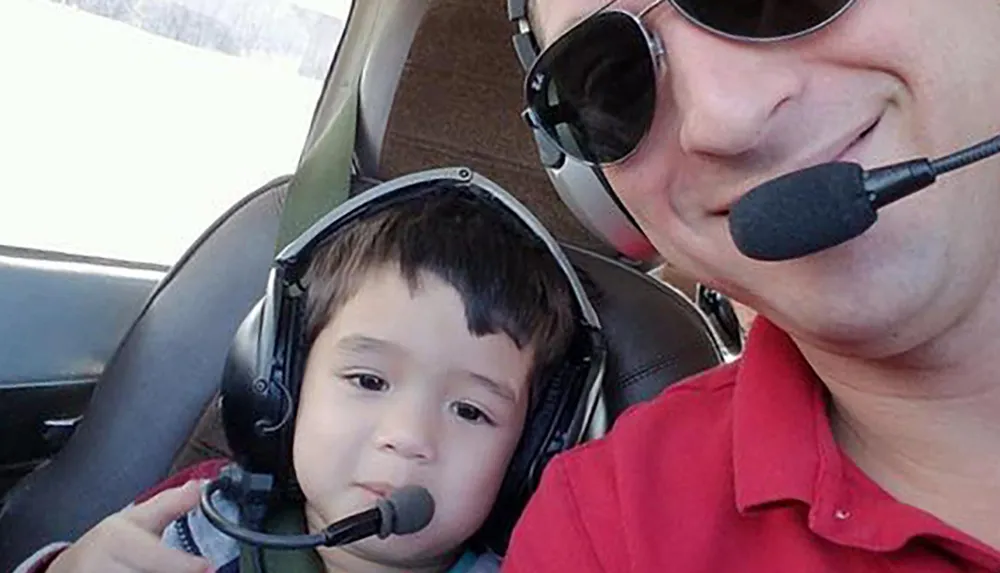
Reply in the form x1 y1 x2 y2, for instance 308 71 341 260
300 183 577 395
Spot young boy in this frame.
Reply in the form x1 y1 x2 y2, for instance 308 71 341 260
17 174 585 573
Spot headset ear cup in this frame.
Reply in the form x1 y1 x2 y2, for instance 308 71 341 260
474 323 595 555
511 0 658 266
221 299 269 472
221 294 306 498
696 285 746 356
531 132 660 266
472 378 561 554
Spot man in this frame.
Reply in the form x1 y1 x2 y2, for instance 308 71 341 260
502 0 1000 571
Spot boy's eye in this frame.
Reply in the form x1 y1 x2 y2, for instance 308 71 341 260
347 374 389 392
451 402 494 426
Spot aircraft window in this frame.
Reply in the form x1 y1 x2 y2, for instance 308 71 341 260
0 0 352 265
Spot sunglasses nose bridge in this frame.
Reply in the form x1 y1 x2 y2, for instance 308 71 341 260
638 0 671 18
620 10 667 75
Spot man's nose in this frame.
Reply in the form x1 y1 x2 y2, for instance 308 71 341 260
375 398 438 463
663 20 805 158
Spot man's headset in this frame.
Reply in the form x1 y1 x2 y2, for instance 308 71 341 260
507 0 656 265
216 166 608 553
506 0 744 355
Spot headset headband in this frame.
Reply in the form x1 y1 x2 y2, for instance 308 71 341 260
248 166 607 459
258 166 602 370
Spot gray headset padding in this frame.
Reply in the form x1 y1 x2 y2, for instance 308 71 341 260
508 0 658 265
545 157 659 262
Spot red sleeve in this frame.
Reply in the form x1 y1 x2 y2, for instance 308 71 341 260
133 458 230 504
502 444 625 573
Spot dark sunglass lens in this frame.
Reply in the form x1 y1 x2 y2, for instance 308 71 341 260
672 0 852 39
527 12 656 164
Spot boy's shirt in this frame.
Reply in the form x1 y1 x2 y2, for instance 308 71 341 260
15 458 501 573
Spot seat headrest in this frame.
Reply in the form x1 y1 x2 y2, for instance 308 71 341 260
564 245 722 422
375 0 613 257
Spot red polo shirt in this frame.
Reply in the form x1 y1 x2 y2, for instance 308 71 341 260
502 318 1000 572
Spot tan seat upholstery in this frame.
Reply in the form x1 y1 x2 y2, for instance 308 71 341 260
376 0 608 254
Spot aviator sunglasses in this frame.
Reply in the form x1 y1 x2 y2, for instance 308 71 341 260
523 0 860 165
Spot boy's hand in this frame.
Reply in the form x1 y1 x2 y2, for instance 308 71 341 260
47 479 213 573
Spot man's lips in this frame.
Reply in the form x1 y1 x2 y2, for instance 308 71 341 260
833 116 880 165
709 116 883 216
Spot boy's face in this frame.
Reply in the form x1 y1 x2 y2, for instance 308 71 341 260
292 265 534 570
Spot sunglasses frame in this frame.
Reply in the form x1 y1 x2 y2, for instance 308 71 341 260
522 0 860 167
523 7 664 167
669 0 860 44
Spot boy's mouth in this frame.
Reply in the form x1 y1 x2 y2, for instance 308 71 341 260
355 481 395 498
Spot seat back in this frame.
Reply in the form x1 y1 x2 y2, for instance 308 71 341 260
563 245 722 420
0 177 289 572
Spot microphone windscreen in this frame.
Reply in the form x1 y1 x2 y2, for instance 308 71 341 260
380 485 435 536
728 162 877 261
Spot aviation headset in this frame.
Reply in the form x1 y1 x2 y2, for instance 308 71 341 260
217 166 608 552
507 0 657 265
506 0 745 355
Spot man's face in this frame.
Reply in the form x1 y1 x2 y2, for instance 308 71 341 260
292 266 532 569
533 0 1000 357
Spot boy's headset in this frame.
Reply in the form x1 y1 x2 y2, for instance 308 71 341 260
215 166 608 553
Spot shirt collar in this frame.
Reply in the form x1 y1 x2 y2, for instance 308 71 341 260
730 317 1000 567
732 316 834 513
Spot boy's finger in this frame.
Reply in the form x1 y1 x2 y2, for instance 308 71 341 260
112 522 213 573
121 479 207 534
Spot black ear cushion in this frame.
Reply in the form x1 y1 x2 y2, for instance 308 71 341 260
221 293 309 497
221 297 297 479
220 299 267 471
473 326 594 554
521 330 593 492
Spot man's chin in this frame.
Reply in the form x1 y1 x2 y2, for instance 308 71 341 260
754 248 951 357
772 298 938 361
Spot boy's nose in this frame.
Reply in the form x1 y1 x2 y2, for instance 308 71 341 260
374 402 438 462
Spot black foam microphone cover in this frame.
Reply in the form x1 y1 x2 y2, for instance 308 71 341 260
376 485 435 537
729 162 877 261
